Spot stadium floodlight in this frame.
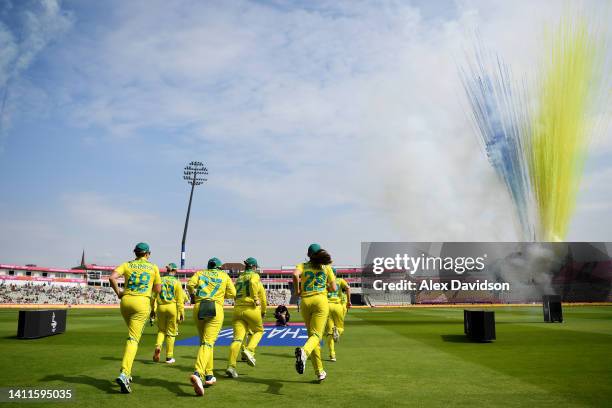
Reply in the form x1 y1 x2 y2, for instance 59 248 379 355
181 161 208 269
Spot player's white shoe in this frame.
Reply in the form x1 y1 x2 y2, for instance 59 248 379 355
116 372 131 394
330 355 337 362
165 358 176 364
317 370 327 382
153 347 161 362
204 375 217 386
225 367 239 378
294 347 307 374
243 350 256 367
190 372 205 396
332 326 340 342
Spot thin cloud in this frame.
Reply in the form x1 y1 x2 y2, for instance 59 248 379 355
0 0 72 148
63 192 160 230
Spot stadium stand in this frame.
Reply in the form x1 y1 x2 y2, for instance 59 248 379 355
3 251 610 306
416 290 448 304
0 260 348 306
0 282 117 305
365 291 413 306
266 289 291 306
0 281 293 306
445 290 497 304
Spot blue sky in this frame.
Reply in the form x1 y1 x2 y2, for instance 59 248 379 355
0 0 610 268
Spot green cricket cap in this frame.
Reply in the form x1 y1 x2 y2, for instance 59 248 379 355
244 257 258 267
208 257 223 269
134 242 150 253
307 243 322 256
167 262 178 271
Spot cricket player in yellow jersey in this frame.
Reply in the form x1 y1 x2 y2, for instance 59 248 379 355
109 242 162 394
226 257 267 378
325 271 351 362
339 274 351 317
187 257 236 396
293 243 336 382
151 263 185 364
240 279 267 360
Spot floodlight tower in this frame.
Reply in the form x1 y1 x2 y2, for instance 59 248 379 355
181 161 208 269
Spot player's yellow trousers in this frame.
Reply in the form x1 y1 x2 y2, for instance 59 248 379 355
193 302 224 376
228 305 264 368
119 295 150 376
155 303 179 359
300 294 329 374
325 302 345 357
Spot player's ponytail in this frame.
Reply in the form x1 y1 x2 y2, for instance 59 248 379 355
309 249 332 267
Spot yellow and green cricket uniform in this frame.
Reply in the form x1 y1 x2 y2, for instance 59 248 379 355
240 283 267 354
115 258 162 376
297 262 335 374
325 277 348 358
153 275 185 359
228 271 267 368
337 277 349 327
239 275 267 357
339 278 349 316
187 268 236 377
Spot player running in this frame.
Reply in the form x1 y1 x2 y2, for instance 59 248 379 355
240 275 268 360
226 257 267 378
187 257 236 396
340 273 352 317
325 270 351 362
293 243 336 382
151 262 185 364
109 242 162 394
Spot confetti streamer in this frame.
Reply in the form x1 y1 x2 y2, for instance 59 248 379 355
527 16 605 241
460 43 536 240
461 13 608 242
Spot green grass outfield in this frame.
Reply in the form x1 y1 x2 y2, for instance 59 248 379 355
1 306 611 408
